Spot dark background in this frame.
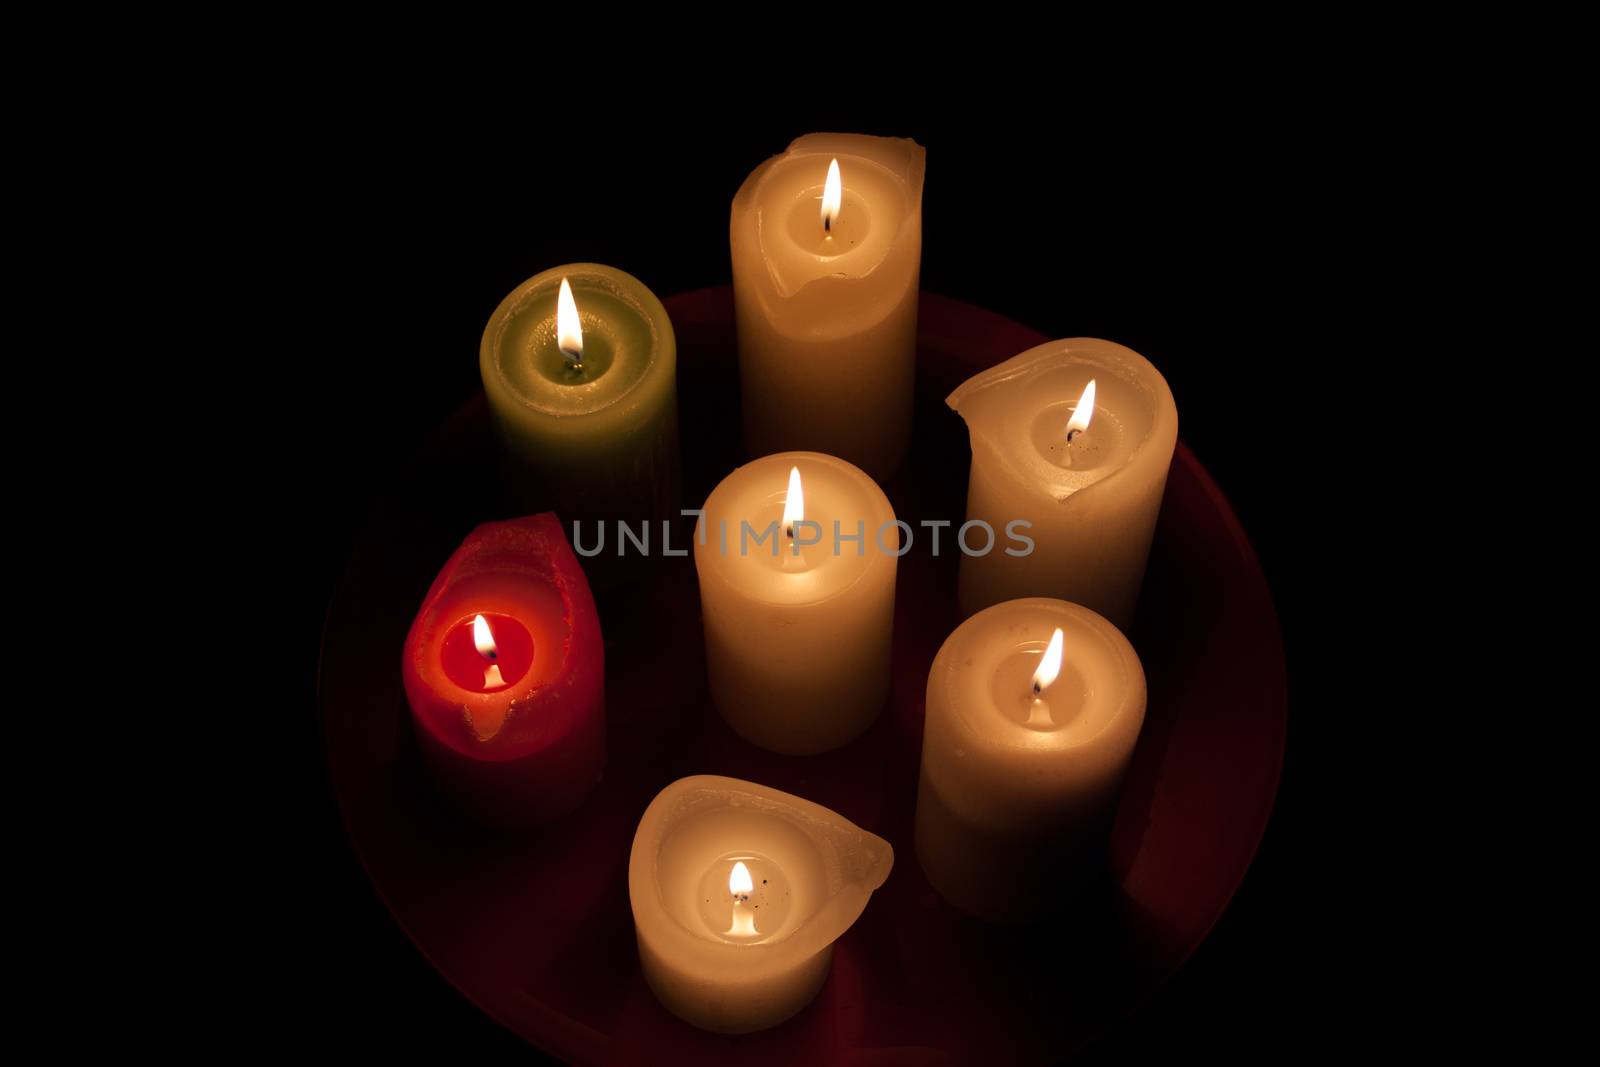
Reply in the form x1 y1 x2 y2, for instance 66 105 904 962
284 109 1336 1063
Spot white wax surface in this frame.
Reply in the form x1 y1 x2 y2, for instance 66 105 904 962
760 159 907 304
951 338 1178 630
658 808 822 945
629 775 893 1033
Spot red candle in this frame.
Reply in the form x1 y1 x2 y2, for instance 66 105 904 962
402 512 605 826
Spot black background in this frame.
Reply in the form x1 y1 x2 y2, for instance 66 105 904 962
283 107 1336 1063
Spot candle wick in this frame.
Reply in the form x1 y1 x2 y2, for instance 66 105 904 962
824 216 831 234
1066 428 1082 444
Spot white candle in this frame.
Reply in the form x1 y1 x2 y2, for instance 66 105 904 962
629 775 893 1033
915 598 1146 923
694 452 898 754
731 133 926 481
949 338 1178 631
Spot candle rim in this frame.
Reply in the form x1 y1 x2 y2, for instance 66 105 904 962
628 775 893 978
481 262 675 419
731 132 926 342
422 581 575 749
947 336 1178 500
756 152 913 289
931 597 1145 754
693 451 897 607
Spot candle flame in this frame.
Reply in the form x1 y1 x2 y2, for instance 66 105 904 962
557 277 584 364
821 158 842 233
729 860 753 897
1032 628 1064 695
473 614 498 660
1066 379 1097 439
782 466 804 537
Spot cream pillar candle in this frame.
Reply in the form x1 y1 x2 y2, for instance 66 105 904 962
915 598 1145 923
694 452 897 755
629 775 893 1034
731 133 926 481
950 338 1178 631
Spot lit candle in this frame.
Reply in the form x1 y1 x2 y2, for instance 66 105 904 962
629 775 893 1033
915 598 1146 922
948 338 1178 631
480 263 679 528
730 134 926 480
401 513 605 825
693 451 898 754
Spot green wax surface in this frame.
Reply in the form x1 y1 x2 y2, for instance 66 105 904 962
493 284 646 414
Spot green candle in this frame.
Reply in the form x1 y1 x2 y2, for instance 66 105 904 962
480 263 679 531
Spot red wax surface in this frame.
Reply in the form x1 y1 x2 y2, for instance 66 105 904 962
440 613 535 692
401 512 605 825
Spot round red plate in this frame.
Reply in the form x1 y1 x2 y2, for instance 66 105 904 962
320 287 1286 1065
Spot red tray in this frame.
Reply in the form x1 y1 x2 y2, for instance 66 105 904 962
320 287 1286 1065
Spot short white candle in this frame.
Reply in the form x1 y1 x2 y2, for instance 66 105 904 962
731 134 926 480
949 338 1178 631
694 452 898 754
915 598 1146 923
629 775 893 1033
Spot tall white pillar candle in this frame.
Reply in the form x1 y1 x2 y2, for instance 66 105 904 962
731 133 926 481
915 598 1146 922
694 452 897 755
950 338 1178 631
